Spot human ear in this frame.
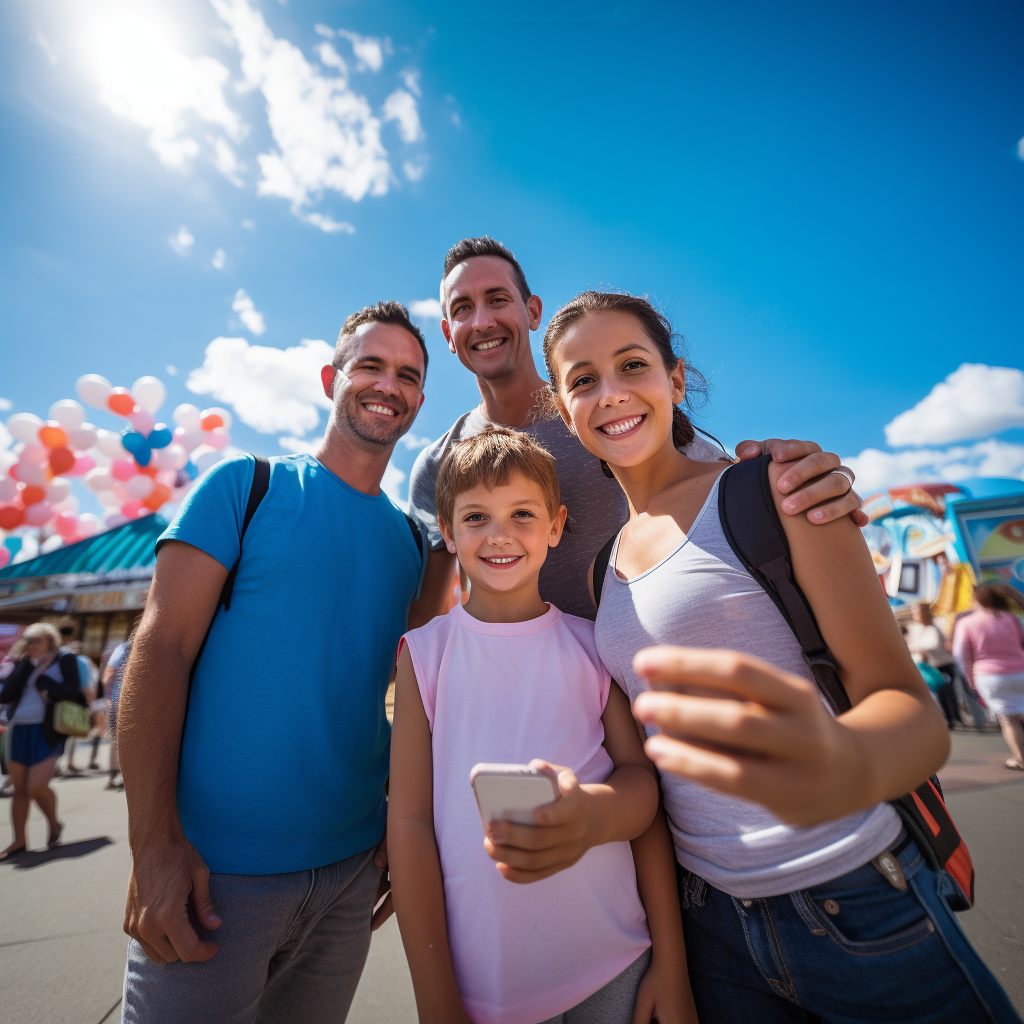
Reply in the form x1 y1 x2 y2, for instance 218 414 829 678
527 294 543 332
439 520 457 555
321 366 336 398
441 318 456 355
548 505 568 548
670 358 686 405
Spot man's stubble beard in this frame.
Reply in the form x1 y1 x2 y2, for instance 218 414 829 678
341 391 410 447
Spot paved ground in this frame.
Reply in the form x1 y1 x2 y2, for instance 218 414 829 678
1 730 1021 1024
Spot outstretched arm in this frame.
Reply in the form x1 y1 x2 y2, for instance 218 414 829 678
736 438 866 527
388 645 471 1024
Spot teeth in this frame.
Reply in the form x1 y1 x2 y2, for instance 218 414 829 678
474 338 504 351
366 404 396 416
601 415 643 436
485 555 520 564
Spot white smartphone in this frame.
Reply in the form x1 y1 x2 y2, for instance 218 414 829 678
470 763 559 826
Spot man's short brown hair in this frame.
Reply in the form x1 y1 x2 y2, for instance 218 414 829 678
333 300 429 379
435 425 561 533
440 237 531 314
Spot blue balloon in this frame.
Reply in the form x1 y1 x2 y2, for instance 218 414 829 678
148 425 173 449
183 460 198 480
121 428 152 467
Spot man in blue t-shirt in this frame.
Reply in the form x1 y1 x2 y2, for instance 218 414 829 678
118 301 428 1024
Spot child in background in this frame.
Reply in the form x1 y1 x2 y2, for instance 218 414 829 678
388 427 695 1024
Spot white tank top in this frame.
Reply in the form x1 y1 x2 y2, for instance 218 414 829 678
595 469 901 898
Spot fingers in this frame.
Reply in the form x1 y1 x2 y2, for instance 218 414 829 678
632 647 817 711
373 831 388 869
734 440 763 460
760 438 823 463
164 911 219 963
190 866 222 932
371 892 394 931
774 451 841 498
851 508 870 528
632 691 805 759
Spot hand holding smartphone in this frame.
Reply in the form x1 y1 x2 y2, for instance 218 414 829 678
470 763 559 826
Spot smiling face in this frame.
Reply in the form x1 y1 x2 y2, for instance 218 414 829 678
441 472 566 598
326 321 426 449
441 255 542 382
550 309 686 471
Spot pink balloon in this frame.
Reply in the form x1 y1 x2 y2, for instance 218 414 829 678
19 444 49 467
121 500 144 520
205 428 230 451
0 477 16 502
0 547 9 569
128 410 156 435
111 459 136 482
24 500 55 527
66 454 95 477
54 512 79 540
15 460 47 486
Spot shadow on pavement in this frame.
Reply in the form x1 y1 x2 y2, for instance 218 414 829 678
6 836 114 869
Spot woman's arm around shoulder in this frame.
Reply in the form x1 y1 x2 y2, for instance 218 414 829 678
767 459 950 808
388 643 472 1024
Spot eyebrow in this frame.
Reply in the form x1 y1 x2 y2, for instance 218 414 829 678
351 354 422 382
457 498 543 510
565 343 649 377
449 285 513 306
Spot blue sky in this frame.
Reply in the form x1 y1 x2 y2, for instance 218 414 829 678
2 0 1022 515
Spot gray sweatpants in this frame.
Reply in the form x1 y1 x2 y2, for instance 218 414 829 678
122 846 381 1024
537 948 652 1024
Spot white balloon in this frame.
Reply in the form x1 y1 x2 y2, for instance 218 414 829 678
126 475 155 499
128 409 156 436
78 513 102 536
95 429 128 459
7 413 43 443
200 406 233 430
132 376 167 414
0 477 16 501
97 489 121 509
153 443 188 471
15 460 47 486
104 511 129 529
49 399 86 430
51 494 79 514
19 444 49 467
172 404 202 431
192 446 224 473
173 426 205 454
68 423 98 452
76 374 113 409
45 478 72 503
85 467 115 492
205 428 230 450
40 534 65 554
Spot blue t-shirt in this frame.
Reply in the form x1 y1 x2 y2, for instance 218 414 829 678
158 454 424 874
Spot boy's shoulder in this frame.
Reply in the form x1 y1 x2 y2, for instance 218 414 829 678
553 609 606 673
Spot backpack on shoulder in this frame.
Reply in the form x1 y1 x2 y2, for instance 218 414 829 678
594 454 974 910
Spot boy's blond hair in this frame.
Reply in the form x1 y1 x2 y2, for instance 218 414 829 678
435 426 561 533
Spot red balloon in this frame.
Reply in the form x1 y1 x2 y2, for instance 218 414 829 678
38 422 68 449
48 447 75 475
199 413 224 431
142 484 172 511
20 484 46 506
0 504 24 530
107 388 137 416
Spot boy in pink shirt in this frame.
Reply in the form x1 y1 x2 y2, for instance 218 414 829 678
388 427 695 1024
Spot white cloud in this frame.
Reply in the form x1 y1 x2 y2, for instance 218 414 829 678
316 42 347 75
212 0 392 212
409 298 443 320
399 68 421 98
399 433 433 451
884 364 1024 447
232 288 266 335
166 365 178 376
187 336 334 434
382 463 406 507
845 439 1024 495
212 248 226 270
169 225 194 255
403 158 427 181
242 218 256 230
314 24 335 38
210 136 244 186
0 398 12 411
383 88 423 143
279 434 320 454
302 212 355 234
89 12 244 172
336 29 385 72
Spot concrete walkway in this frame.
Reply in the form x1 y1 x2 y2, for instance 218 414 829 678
1 732 1020 1023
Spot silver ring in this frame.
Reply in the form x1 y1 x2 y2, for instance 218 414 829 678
830 467 855 487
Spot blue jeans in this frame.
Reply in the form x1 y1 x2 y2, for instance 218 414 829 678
122 846 381 1024
679 835 1021 1023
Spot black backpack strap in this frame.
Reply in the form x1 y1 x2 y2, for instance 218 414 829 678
717 456 851 714
404 512 428 600
219 456 271 611
592 534 617 609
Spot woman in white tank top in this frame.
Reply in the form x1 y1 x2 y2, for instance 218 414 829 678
539 291 1020 1024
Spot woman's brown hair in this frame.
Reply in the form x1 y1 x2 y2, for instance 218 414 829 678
974 584 1024 614
542 291 709 476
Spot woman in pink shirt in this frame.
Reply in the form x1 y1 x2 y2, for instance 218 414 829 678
953 584 1024 770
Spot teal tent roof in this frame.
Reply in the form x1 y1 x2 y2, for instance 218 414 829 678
0 515 167 580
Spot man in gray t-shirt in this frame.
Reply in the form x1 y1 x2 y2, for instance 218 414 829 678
408 238 862 625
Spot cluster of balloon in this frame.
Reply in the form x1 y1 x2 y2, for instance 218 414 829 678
0 373 232 559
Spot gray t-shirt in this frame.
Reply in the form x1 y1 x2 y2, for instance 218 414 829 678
408 405 727 620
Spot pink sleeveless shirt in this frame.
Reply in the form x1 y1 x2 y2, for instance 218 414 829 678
401 602 650 1024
